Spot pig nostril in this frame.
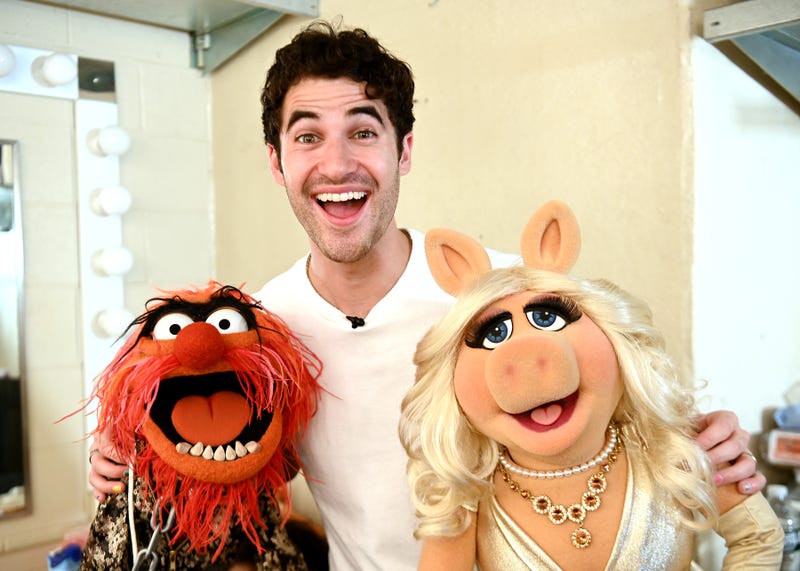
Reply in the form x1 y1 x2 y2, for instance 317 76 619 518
174 322 225 369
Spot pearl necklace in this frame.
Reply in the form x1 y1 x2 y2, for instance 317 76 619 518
498 423 618 479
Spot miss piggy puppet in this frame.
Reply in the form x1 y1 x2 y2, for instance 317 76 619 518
400 201 782 570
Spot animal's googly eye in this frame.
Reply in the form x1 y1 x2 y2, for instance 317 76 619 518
152 313 194 340
206 308 249 334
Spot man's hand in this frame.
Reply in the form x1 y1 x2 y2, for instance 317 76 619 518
694 409 765 494
88 430 127 502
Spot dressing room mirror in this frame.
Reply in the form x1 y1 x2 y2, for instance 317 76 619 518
0 139 28 518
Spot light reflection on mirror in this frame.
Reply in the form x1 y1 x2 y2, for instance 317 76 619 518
0 139 27 518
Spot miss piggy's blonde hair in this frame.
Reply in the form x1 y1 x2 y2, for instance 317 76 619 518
399 266 717 538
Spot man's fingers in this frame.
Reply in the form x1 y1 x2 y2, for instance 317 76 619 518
88 468 121 497
704 434 748 466
693 410 746 454
714 451 760 487
736 472 767 495
88 453 127 499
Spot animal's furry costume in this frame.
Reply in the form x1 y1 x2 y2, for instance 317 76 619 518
79 283 322 570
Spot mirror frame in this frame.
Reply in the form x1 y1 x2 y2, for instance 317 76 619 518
0 138 29 519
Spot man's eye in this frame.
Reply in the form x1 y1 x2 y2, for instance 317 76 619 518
526 308 568 332
297 133 318 144
480 317 513 349
353 130 376 140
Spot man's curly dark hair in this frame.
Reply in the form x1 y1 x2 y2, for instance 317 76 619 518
260 20 415 158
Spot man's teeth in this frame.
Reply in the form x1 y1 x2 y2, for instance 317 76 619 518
175 440 262 462
316 191 367 202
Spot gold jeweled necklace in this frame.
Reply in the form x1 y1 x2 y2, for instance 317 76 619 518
497 427 621 550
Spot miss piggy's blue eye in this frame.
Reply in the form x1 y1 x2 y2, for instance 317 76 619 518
465 312 514 350
481 317 513 349
524 295 582 332
526 308 567 331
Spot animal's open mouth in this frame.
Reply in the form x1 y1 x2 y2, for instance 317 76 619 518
512 391 578 432
148 371 272 461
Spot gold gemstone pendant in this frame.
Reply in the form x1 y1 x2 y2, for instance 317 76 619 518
572 527 592 549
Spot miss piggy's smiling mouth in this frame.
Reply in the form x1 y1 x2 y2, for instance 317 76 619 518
511 391 578 432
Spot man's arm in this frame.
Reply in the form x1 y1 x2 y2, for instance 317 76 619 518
88 430 127 502
418 513 477 571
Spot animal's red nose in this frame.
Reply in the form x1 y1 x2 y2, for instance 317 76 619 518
173 321 225 370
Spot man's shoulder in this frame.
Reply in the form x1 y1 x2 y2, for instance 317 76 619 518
412 228 520 269
253 256 307 301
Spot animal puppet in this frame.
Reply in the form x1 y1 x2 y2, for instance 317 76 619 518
399 201 782 570
79 282 322 570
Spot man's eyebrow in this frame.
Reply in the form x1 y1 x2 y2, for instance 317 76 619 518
285 110 319 132
284 105 385 132
348 105 384 125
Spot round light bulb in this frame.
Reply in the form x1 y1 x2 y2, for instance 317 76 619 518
87 126 131 157
0 44 16 78
31 52 77 87
90 185 132 216
92 246 133 276
94 308 134 338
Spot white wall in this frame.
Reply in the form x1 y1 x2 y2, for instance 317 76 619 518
692 36 799 566
0 0 214 559
693 37 800 434
212 1 700 378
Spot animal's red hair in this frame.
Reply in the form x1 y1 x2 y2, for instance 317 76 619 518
87 283 321 558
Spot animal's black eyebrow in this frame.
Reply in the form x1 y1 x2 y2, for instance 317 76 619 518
522 295 582 323
134 289 259 338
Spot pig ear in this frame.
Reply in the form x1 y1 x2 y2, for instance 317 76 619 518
425 228 492 296
521 200 581 273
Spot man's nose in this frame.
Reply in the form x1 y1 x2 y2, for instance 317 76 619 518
317 137 357 180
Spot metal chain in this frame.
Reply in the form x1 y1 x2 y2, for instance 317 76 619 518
131 499 176 571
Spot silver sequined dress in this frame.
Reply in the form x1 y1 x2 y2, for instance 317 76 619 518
476 451 783 570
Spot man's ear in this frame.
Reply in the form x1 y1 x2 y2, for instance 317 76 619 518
425 228 491 296
267 144 286 185
399 131 413 176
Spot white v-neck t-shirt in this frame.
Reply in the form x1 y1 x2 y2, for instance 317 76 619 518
254 229 518 571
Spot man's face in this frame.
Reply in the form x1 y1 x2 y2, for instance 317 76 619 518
268 77 413 263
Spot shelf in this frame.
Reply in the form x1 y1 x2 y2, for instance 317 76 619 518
25 0 319 73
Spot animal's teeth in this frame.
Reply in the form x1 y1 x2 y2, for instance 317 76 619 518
235 441 247 457
213 446 226 462
183 440 259 461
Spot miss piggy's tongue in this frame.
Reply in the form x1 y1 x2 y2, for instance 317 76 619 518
530 403 563 425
